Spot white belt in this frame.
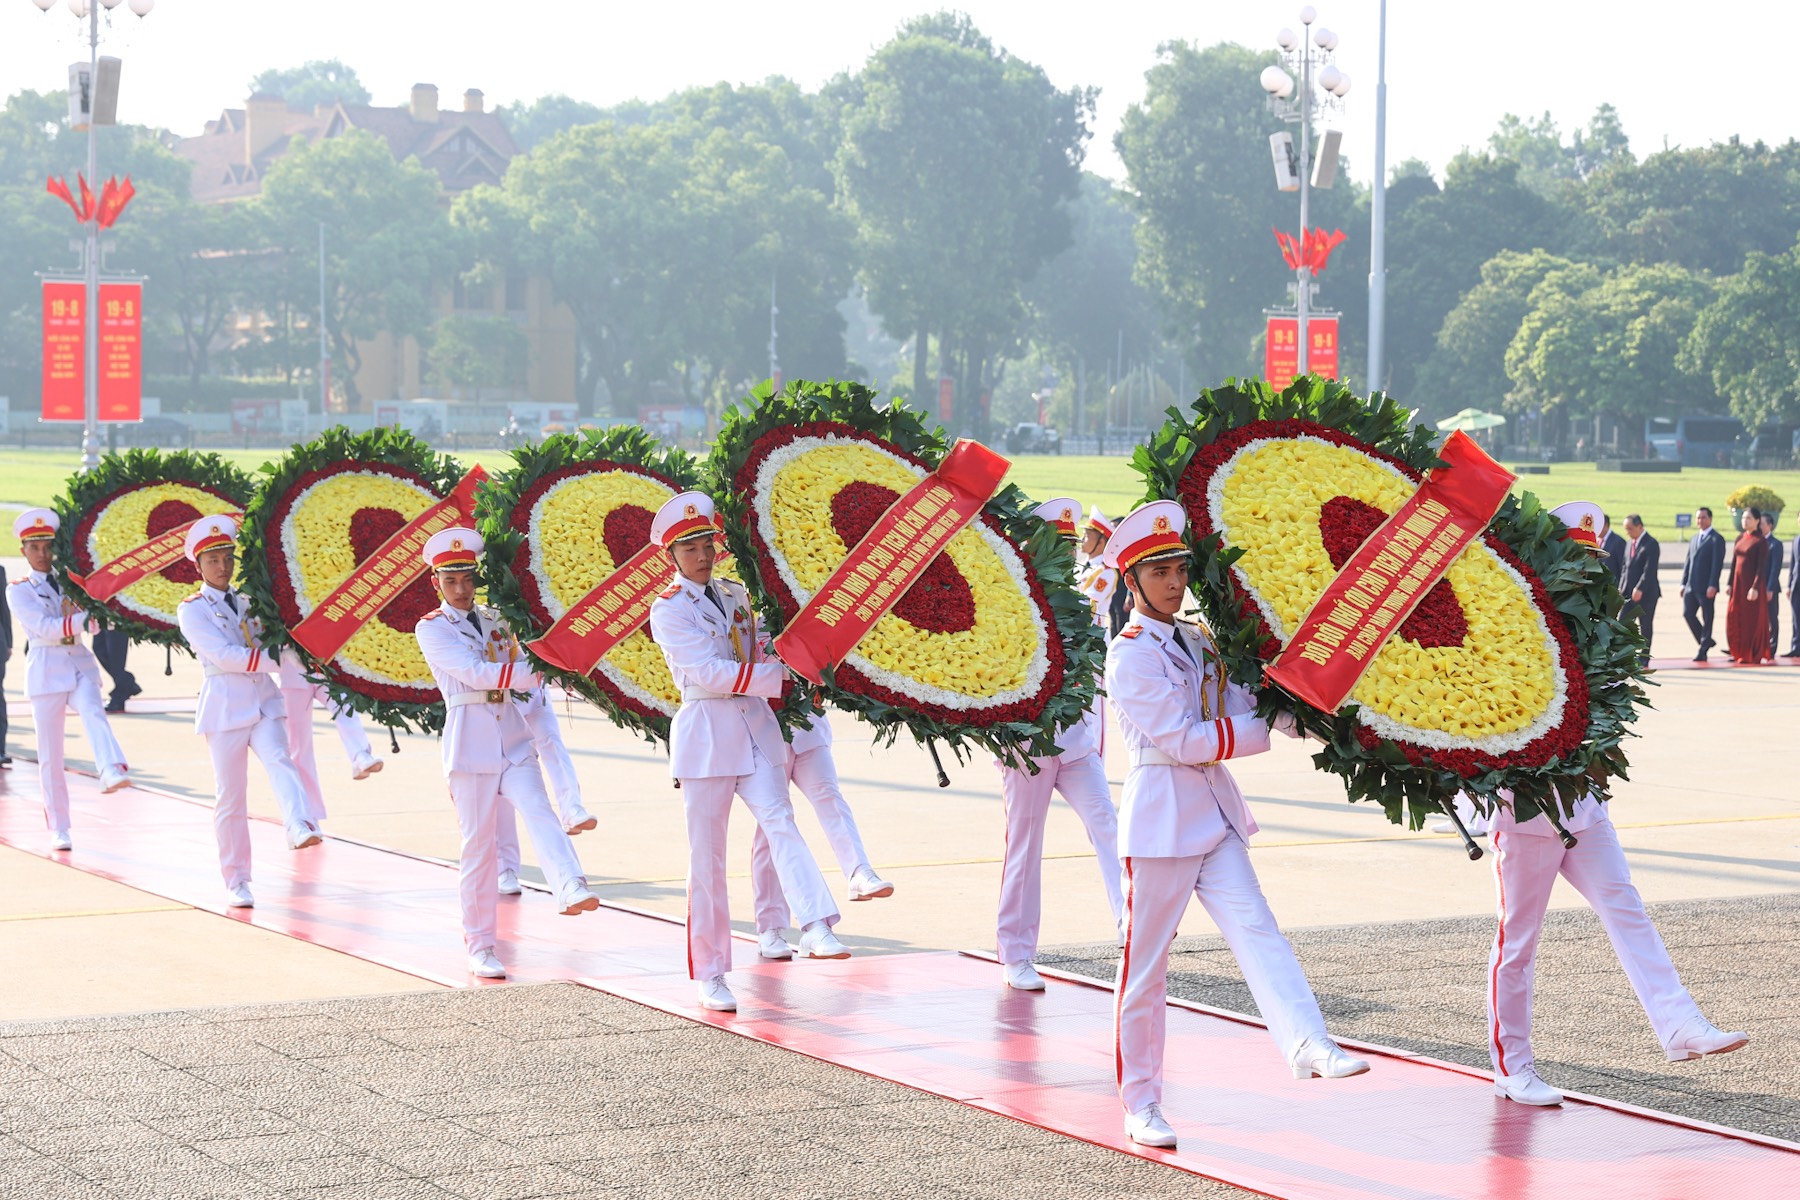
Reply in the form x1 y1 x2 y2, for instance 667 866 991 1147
1130 746 1219 768
446 690 523 707
680 687 746 702
202 663 242 677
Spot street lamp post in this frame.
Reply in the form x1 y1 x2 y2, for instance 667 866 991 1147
26 0 155 472
1260 6 1350 378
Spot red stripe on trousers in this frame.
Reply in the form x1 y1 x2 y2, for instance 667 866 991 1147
1115 856 1136 1099
1490 828 1509 1076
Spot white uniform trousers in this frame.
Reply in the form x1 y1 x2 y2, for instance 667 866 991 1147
682 749 839 980
31 680 128 835
494 725 584 876
282 684 373 824
1488 820 1703 1076
1115 835 1329 1114
996 752 1125 964
205 715 314 889
449 763 586 952
748 741 872 931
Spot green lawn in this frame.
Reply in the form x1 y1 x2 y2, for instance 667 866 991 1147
4 445 1793 559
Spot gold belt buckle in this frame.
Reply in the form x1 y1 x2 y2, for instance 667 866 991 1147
484 689 503 704
58 636 77 646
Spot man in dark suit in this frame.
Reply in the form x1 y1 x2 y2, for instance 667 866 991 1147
1681 507 1725 661
1601 515 1628 586
1762 512 1784 659
1787 527 1800 658
1621 514 1659 664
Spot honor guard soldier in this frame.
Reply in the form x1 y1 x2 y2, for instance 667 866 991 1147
496 695 599 896
176 515 321 907
8 509 131 850
1078 504 1129 638
748 704 894 961
1486 504 1748 1107
1103 501 1367 1150
414 527 600 980
647 491 849 1013
277 654 384 832
989 498 1124 991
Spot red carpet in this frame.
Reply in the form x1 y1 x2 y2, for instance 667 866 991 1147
3 767 1795 1198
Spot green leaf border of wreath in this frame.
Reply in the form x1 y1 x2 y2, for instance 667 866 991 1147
707 377 1106 767
53 449 258 649
1135 375 1653 830
475 425 700 746
238 426 468 736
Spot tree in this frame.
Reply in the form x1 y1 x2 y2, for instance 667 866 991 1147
832 12 1092 431
495 93 607 151
1024 174 1154 392
1681 237 1800 429
1415 248 1581 423
1506 261 1717 433
254 130 459 408
426 314 528 399
1573 138 1800 274
1383 154 1568 400
249 60 371 108
1482 104 1632 198
1116 41 1362 388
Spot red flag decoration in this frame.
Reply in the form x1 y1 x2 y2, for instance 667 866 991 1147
1264 432 1516 712
77 173 95 223
95 176 135 228
1273 227 1348 274
46 175 86 222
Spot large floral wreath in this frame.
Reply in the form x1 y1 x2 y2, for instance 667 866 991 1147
53 450 255 648
238 427 469 734
477 426 700 744
1136 377 1650 827
709 378 1103 763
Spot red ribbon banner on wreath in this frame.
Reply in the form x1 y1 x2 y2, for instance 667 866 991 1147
773 439 1011 686
1264 431 1516 712
290 465 489 663
66 510 246 603
526 542 674 677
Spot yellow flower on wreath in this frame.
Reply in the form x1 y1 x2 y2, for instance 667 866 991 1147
766 442 1038 699
90 483 240 618
1216 438 1559 742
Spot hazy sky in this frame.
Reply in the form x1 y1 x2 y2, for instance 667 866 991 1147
0 1 1789 187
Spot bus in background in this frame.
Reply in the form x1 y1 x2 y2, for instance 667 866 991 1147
1645 415 1744 467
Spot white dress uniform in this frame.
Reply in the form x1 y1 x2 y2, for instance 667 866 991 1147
275 654 381 825
7 510 130 844
747 707 891 935
496 692 598 881
1101 502 1363 1146
413 528 597 972
994 499 1124 979
174 516 319 897
647 492 843 999
1485 501 1746 1105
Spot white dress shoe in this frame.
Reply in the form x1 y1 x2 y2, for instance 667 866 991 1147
847 864 894 900
468 947 506 979
798 923 852 960
1003 961 1046 991
50 830 73 852
1123 1103 1177 1148
1494 1069 1563 1106
557 882 600 915
1665 1017 1749 1062
497 869 522 896
562 807 598 835
1291 1036 1371 1080
697 975 737 1012
226 884 254 908
99 766 129 794
758 929 796 960
286 823 322 850
350 752 384 781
